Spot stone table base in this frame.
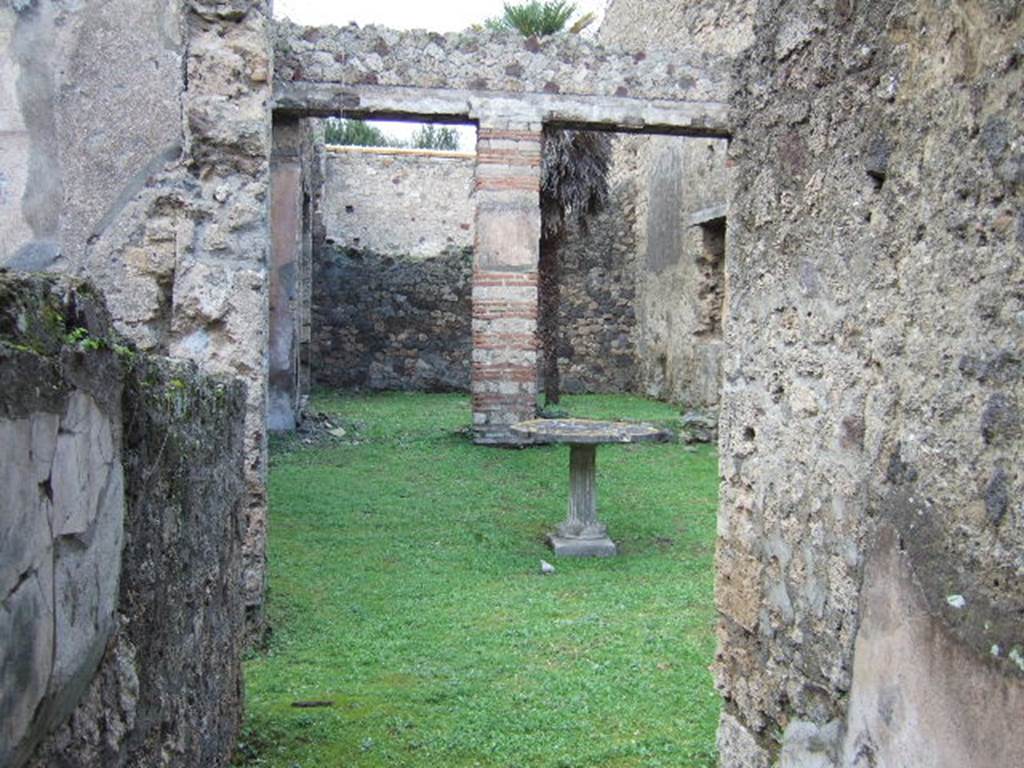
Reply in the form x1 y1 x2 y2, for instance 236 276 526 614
547 533 617 557
510 418 670 559
548 444 618 557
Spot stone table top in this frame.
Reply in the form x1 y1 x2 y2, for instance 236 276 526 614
511 418 672 446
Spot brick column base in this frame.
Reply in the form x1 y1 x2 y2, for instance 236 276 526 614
472 269 538 443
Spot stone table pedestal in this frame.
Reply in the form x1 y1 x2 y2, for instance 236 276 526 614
511 418 671 557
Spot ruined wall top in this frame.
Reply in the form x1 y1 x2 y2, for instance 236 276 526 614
272 21 733 135
600 0 756 55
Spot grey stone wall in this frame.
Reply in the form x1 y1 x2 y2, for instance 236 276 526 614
1 273 246 768
597 0 754 413
312 246 473 391
272 20 732 136
298 120 325 402
715 1 1024 765
0 0 274 634
553 138 639 395
323 147 476 257
274 20 731 103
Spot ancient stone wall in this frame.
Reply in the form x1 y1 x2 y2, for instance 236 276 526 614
1 274 246 768
312 143 636 395
0 0 274 633
312 245 473 391
625 133 729 410
272 20 732 136
553 138 639 395
598 0 755 414
323 147 476 257
311 148 475 391
714 1 1024 765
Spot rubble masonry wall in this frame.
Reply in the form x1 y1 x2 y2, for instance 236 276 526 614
1 274 246 768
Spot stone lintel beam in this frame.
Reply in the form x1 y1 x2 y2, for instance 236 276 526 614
690 203 728 226
272 83 731 138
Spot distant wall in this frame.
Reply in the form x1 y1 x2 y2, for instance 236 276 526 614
632 134 728 409
323 147 476 257
312 246 473 391
0 274 247 768
315 144 640 395
553 137 640 395
565 130 729 411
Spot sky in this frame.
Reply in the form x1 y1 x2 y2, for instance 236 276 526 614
273 0 608 146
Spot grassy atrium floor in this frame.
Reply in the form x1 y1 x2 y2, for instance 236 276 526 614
237 392 720 767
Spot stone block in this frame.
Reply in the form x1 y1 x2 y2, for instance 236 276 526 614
548 534 617 557
716 712 770 768
475 205 541 270
715 543 763 633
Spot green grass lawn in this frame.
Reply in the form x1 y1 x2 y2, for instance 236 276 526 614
237 392 721 768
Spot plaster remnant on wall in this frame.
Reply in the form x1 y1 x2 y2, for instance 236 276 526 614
840 525 1024 767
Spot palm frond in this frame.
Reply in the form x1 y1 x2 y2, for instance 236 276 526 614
499 1 577 37
540 129 612 240
567 11 596 35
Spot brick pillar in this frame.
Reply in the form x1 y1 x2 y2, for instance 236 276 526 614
472 124 542 444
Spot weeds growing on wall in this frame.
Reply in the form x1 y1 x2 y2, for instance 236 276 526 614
238 392 720 767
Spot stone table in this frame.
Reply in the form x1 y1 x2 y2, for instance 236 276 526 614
511 418 671 556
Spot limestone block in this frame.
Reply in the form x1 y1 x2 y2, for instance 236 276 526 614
0 394 124 768
475 204 541 270
0 567 55 768
0 416 55 596
715 712 770 768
